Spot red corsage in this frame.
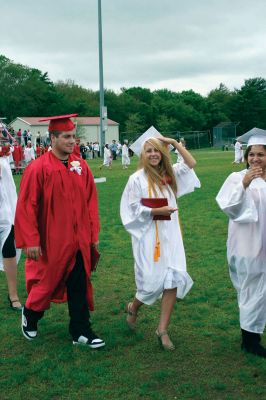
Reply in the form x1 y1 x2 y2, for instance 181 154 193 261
0 146 10 157
161 175 172 185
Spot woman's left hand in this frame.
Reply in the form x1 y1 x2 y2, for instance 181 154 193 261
160 136 196 169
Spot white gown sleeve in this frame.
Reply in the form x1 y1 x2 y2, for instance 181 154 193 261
173 162 201 198
120 175 153 240
216 172 258 222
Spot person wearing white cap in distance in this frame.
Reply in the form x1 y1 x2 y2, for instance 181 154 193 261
216 127 266 357
120 126 200 350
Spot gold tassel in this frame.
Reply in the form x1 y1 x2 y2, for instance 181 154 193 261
153 221 160 262
178 215 183 237
148 178 161 262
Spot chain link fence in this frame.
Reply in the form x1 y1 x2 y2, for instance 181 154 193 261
121 129 212 150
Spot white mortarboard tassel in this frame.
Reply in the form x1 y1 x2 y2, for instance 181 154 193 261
129 126 173 157
238 127 266 147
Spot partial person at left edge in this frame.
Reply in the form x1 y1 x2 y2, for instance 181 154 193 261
15 113 105 349
0 125 22 311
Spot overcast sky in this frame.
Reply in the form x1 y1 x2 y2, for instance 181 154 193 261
2 0 266 95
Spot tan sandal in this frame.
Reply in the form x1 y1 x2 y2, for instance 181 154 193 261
155 329 175 351
125 302 137 330
8 295 22 311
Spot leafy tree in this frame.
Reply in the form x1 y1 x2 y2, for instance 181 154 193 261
55 80 99 115
123 113 146 141
119 87 153 130
0 55 60 121
121 87 153 105
2 53 266 145
156 115 178 136
207 83 235 124
230 78 266 133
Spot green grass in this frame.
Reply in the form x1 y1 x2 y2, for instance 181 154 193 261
1 149 265 400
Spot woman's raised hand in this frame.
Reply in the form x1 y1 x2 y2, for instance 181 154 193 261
243 167 263 188
159 136 196 168
159 137 177 146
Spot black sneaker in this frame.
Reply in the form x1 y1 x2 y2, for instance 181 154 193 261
241 342 266 358
21 307 38 340
241 329 266 358
73 331 105 349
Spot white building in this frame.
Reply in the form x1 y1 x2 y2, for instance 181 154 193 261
10 116 119 146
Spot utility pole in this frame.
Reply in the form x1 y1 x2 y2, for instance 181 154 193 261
98 0 106 155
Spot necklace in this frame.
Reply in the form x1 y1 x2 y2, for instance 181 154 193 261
59 159 69 168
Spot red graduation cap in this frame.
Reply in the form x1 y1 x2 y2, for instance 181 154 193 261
39 113 78 132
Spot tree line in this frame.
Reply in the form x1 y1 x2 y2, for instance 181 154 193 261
1 54 266 141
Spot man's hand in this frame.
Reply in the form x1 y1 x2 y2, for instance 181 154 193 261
26 247 42 261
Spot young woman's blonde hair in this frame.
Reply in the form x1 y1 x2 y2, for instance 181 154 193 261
138 137 177 196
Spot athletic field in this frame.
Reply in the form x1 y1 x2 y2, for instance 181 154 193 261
1 149 265 400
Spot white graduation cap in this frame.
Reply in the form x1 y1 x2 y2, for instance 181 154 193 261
238 127 266 147
129 126 172 157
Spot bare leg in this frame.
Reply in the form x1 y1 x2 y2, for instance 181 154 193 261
157 288 177 347
4 257 21 308
126 297 143 327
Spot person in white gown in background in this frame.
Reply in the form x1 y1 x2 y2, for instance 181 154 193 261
0 131 22 311
121 140 130 169
120 128 200 350
23 141 35 164
232 138 243 164
99 144 112 169
216 128 266 358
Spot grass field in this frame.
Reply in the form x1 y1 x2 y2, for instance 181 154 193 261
1 149 265 400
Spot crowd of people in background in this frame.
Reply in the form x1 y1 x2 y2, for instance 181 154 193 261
4 126 133 172
2 126 256 173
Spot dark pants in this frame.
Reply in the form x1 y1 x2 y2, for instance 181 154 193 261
66 251 91 340
2 225 16 258
24 251 91 340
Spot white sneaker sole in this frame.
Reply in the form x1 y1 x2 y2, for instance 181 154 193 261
21 308 37 341
72 341 105 349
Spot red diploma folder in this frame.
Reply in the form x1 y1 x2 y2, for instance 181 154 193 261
141 198 171 220
91 246 100 272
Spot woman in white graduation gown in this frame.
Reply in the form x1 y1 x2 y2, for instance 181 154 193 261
216 131 266 358
0 137 22 311
120 135 200 350
99 144 112 169
122 141 130 169
232 139 243 164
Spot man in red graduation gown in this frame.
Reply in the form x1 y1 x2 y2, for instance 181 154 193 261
73 138 81 158
12 141 23 172
15 114 105 348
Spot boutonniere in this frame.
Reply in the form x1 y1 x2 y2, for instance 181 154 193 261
70 160 82 175
0 146 11 157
